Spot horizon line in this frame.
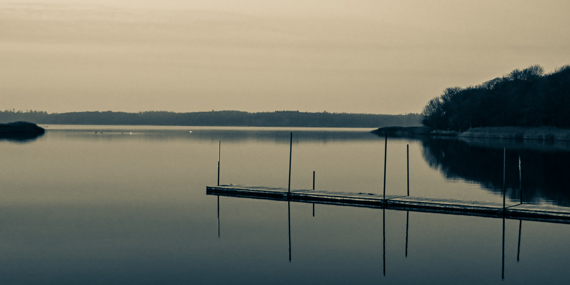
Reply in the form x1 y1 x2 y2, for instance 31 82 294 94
2 109 422 116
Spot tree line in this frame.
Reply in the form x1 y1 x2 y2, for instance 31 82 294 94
0 110 422 128
422 65 570 130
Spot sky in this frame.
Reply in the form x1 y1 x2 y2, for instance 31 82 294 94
2 0 570 114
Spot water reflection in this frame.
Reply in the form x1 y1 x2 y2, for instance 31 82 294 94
421 138 570 206
45 126 379 144
502 216 506 280
3 125 570 284
217 196 221 238
383 208 386 276
0 132 44 143
37 127 570 208
405 211 409 258
214 194 534 281
288 200 292 262
517 220 522 262
41 127 570 205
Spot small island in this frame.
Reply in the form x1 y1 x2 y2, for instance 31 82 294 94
0 121 45 142
0 121 45 134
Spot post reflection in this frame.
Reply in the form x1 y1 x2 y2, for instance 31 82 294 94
383 208 386 277
518 220 522 262
211 194 545 281
502 216 505 280
217 196 220 238
405 211 409 258
288 200 292 262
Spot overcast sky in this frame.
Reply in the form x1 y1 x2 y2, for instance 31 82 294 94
2 0 569 114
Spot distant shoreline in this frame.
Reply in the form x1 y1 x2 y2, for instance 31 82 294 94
372 126 570 141
0 110 422 129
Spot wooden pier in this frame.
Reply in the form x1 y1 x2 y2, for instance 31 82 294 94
206 185 570 224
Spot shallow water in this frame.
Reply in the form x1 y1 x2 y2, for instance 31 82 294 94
1 125 569 284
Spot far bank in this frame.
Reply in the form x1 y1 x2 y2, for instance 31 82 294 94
372 126 570 141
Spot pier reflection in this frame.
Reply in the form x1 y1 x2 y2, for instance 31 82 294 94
212 193 537 280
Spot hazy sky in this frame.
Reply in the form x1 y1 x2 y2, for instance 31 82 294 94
2 0 569 114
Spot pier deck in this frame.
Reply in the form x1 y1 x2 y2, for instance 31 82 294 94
206 185 570 224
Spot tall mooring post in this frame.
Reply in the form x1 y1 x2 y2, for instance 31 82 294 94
503 148 506 211
312 170 315 217
288 132 293 194
383 133 387 204
519 156 522 204
313 171 315 191
217 141 221 186
407 144 409 196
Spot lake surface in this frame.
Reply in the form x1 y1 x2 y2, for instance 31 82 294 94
1 125 569 284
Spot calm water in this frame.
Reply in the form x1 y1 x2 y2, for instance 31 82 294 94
1 125 569 284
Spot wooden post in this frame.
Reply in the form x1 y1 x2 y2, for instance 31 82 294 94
503 148 506 211
383 134 387 204
407 144 409 196
313 171 315 190
288 132 293 194
519 156 522 205
312 171 315 217
217 141 221 186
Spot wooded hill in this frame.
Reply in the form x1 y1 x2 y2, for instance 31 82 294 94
422 65 570 131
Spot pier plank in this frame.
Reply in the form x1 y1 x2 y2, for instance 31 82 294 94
508 204 570 220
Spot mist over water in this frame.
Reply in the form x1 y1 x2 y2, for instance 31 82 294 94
1 126 569 284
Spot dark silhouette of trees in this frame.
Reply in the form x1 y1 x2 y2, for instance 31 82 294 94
422 65 570 130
